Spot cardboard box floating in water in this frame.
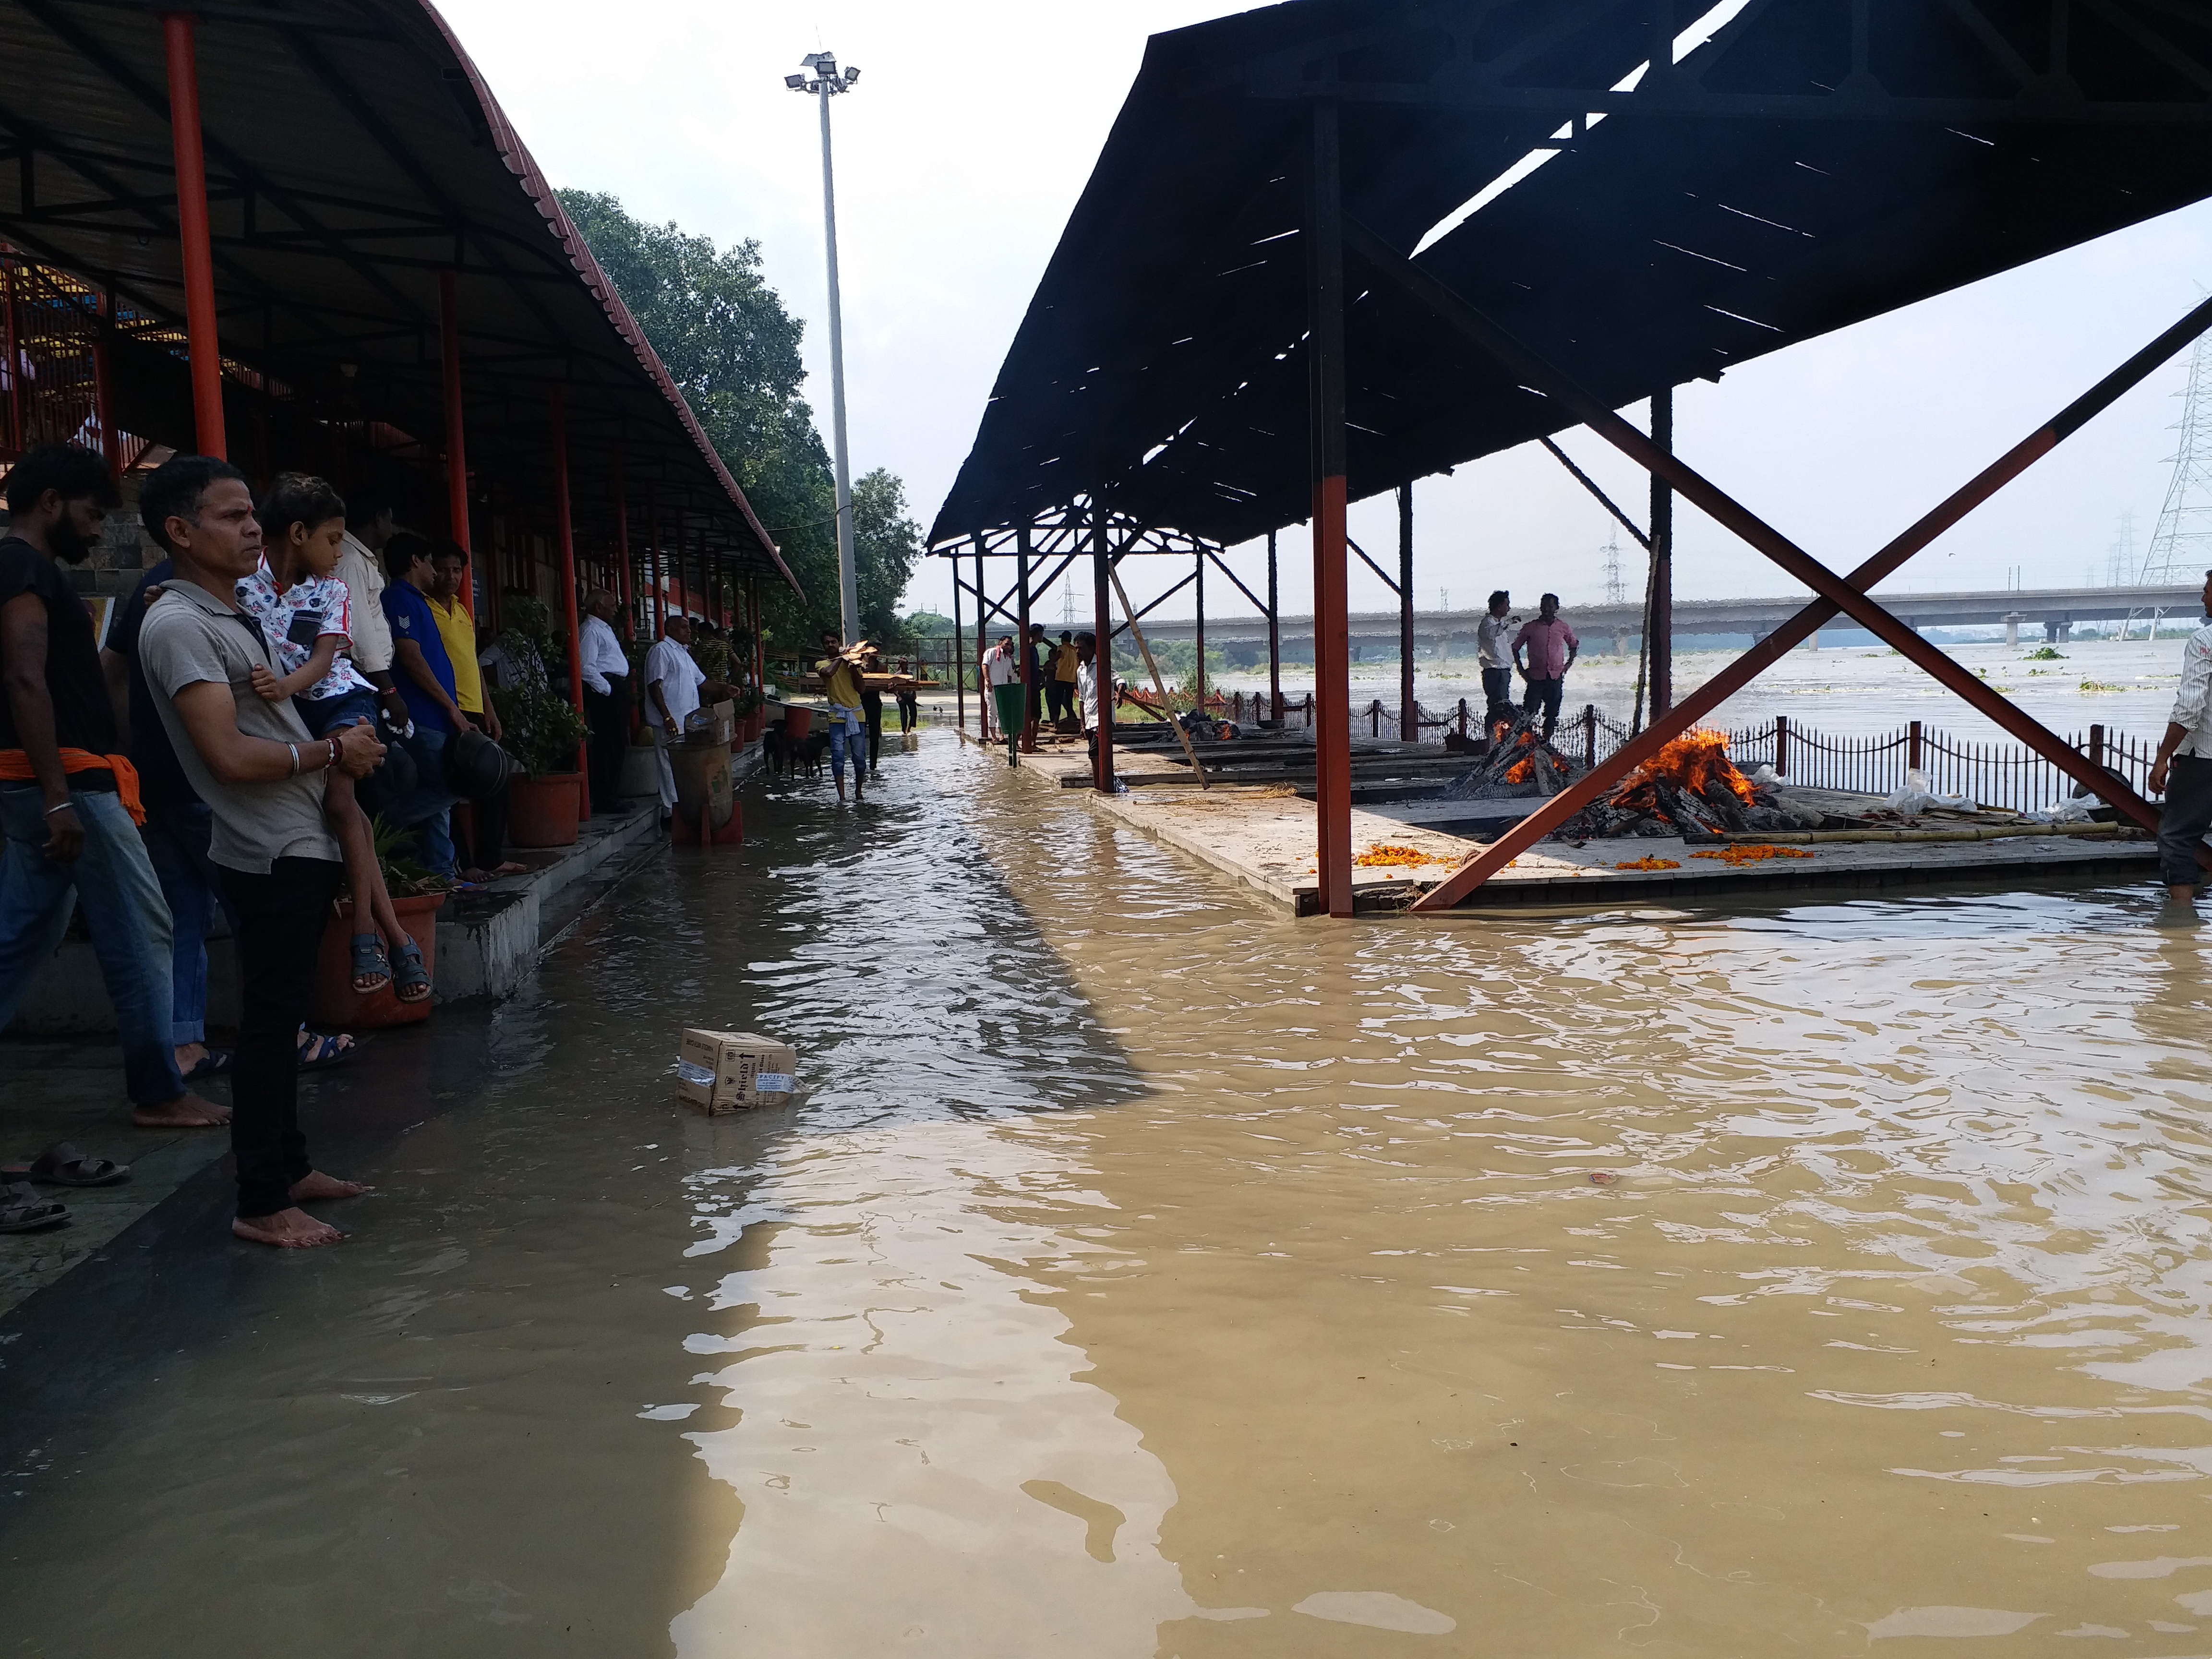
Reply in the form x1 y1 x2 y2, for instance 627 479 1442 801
677 1029 797 1114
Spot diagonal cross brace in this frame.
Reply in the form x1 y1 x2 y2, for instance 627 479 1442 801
1324 219 2212 910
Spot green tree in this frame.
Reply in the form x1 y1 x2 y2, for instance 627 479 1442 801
853 468 923 648
557 192 920 647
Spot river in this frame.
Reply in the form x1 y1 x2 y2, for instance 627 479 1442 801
1222 634 2196 748
4 731 2210 1656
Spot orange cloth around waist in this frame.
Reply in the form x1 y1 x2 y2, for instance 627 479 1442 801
0 748 145 825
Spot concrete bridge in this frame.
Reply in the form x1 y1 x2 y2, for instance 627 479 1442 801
1129 584 2205 658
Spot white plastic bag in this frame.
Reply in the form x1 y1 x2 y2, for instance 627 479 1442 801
1884 767 1973 814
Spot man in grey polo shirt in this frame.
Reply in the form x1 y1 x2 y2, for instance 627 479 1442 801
136 457 384 1249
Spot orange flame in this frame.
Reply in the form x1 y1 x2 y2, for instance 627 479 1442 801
1614 729 1755 806
1504 757 1534 784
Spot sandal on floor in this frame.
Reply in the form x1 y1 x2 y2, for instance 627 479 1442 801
1 1142 130 1188
349 932 392 996
182 1048 233 1082
393 937 431 1004
0 1181 68 1233
297 1028 357 1070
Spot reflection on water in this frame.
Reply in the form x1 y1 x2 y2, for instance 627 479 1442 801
4 732 2212 1656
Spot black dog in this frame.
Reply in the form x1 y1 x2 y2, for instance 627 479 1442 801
761 721 791 776
794 731 830 779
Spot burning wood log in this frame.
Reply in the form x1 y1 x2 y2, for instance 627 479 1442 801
1566 728 1818 840
1443 713 1579 799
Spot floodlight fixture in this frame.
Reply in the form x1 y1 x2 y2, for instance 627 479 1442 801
844 66 860 84
784 73 806 88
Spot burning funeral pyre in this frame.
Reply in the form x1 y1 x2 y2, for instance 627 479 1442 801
1568 729 1821 841
1441 713 1578 799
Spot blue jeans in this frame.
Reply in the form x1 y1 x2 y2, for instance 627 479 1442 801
384 723 457 877
141 795 233 1046
0 781 186 1105
826 704 865 785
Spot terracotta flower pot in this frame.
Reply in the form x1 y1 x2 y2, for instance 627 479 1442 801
784 705 813 741
509 770 582 847
311 891 447 1029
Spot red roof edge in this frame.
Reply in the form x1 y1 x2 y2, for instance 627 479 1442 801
416 0 805 601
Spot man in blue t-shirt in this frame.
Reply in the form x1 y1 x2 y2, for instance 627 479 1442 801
378 531 464 877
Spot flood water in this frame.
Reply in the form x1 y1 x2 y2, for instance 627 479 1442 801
1228 634 2194 746
8 731 2212 1656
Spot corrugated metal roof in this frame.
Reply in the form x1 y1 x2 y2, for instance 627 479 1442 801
933 0 2212 550
0 0 799 592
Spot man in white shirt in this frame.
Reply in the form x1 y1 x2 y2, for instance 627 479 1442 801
1474 590 1516 725
577 589 632 816
642 614 706 824
984 632 1023 766
335 493 407 737
2148 569 2212 902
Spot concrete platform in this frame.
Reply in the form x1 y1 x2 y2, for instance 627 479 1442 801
969 732 2161 914
2 744 763 1034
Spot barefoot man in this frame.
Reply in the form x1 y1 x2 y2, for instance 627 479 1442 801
2150 567 2212 907
0 444 226 1130
136 457 384 1248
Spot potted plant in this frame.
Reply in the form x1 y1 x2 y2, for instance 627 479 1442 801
310 816 448 1029
490 599 589 847
733 686 764 745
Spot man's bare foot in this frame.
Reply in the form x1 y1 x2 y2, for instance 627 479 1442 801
175 1041 208 1073
132 1092 230 1129
232 1207 345 1249
290 1170 370 1202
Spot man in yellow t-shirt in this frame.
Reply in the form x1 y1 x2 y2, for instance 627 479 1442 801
429 545 520 879
814 629 868 804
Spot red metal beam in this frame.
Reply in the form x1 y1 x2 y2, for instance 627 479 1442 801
613 441 633 643
550 385 586 775
1394 271 2212 908
1092 519 1115 793
1308 103 1352 915
439 266 472 611
159 12 225 458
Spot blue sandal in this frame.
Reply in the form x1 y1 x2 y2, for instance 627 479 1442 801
349 933 392 995
393 937 431 1004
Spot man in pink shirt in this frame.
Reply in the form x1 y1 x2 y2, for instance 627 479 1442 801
1512 593 1579 740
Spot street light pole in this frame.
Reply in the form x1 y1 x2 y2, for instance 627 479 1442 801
789 51 861 645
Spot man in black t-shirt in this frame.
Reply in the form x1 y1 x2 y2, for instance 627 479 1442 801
0 445 223 1129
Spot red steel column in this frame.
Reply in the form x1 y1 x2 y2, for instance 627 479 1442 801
91 290 118 478
1017 529 1037 752
974 541 992 743
160 12 225 458
1266 529 1281 722
952 555 966 736
438 268 473 610
1398 483 1416 741
550 386 587 773
1308 101 1353 916
612 443 634 641
1648 386 1674 718
1092 509 1115 793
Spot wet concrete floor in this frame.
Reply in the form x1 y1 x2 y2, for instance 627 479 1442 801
4 729 2212 1656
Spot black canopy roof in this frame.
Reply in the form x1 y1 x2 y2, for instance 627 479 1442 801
0 0 798 590
932 0 2212 551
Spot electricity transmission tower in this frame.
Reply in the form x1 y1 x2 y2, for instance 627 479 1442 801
2140 333 2212 587
1602 530 1624 605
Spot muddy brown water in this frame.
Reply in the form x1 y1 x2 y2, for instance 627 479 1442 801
5 732 2212 1657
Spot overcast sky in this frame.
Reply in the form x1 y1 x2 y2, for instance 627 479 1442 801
437 0 2212 625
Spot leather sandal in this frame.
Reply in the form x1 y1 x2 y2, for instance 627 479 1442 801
0 1181 68 1232
1 1142 130 1187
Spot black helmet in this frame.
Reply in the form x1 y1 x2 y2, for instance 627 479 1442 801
444 726 520 801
